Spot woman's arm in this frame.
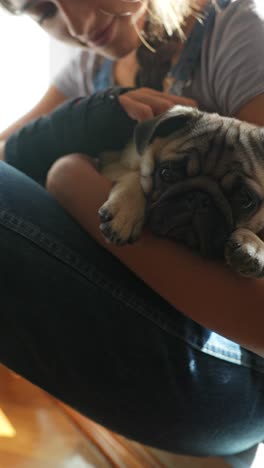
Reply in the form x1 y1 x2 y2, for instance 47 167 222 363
235 93 264 126
47 154 264 359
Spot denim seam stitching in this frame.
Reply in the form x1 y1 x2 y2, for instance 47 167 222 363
1 209 264 373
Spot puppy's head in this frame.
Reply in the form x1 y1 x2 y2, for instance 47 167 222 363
134 106 264 258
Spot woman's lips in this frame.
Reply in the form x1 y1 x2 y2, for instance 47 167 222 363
89 18 116 46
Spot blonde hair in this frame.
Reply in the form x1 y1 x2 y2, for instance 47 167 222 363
149 0 200 36
132 0 201 42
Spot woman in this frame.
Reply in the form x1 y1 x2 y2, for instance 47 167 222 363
0 0 264 457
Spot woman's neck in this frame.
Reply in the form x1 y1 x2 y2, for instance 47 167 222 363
113 51 138 87
113 0 209 88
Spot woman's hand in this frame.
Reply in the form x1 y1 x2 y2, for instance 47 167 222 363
118 87 197 121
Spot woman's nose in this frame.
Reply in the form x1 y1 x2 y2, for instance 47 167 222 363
56 0 95 40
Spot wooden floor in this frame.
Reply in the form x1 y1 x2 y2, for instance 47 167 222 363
0 364 230 467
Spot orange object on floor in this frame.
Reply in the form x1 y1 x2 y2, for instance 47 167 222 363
0 364 230 467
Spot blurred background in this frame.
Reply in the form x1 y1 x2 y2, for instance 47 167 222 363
0 8 75 132
0 6 263 468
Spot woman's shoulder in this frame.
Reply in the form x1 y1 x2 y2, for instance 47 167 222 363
52 49 104 99
209 0 264 88
213 0 264 36
195 0 264 115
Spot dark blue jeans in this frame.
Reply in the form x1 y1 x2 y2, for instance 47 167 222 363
0 160 263 456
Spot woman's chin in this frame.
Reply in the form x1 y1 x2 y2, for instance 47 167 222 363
103 42 141 60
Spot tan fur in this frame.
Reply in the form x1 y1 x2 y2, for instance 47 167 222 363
98 106 264 277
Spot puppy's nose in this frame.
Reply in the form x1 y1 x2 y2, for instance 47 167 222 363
190 191 230 257
147 190 232 259
187 191 211 210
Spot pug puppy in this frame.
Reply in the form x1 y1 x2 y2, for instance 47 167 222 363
98 105 264 278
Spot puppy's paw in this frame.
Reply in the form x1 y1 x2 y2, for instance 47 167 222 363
225 228 264 278
98 191 145 245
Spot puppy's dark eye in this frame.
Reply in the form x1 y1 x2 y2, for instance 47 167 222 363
239 189 255 210
159 161 186 183
236 187 256 211
231 185 259 218
159 167 175 183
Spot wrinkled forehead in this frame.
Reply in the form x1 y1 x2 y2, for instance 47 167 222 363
190 112 262 147
158 113 263 159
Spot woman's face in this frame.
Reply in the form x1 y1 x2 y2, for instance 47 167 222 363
10 0 148 59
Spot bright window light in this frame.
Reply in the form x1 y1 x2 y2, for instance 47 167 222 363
0 408 16 438
0 11 50 132
252 444 264 468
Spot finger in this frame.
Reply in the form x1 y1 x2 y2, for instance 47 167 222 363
119 89 198 120
143 96 179 116
123 88 198 112
120 92 178 116
134 88 198 108
119 95 154 121
148 90 197 107
163 94 198 108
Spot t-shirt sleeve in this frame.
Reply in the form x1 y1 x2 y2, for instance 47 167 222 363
52 49 96 98
207 0 264 116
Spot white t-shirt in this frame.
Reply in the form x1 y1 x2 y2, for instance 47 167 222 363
53 0 264 117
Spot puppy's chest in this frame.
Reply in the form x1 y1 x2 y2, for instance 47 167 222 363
100 141 140 181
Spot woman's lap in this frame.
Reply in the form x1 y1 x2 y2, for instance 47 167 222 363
0 160 263 456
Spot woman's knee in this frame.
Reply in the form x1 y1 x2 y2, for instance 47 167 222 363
46 153 91 196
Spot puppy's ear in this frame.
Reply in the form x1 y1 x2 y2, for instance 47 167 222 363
134 105 198 155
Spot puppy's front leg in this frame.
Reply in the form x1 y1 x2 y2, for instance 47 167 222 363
99 171 146 245
225 228 264 278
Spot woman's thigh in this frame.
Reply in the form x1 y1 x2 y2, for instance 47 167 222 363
0 161 263 457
